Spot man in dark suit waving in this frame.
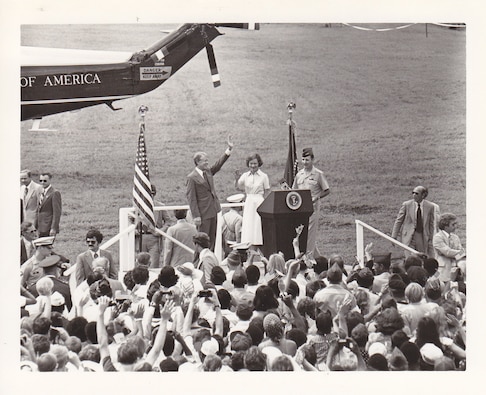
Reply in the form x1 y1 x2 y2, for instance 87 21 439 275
186 135 233 250
37 172 62 238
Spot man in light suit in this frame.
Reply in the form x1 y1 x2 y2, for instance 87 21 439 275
75 228 117 286
186 136 233 250
36 172 62 237
20 221 38 265
391 186 435 257
423 186 441 234
433 213 466 284
164 209 198 268
20 169 43 225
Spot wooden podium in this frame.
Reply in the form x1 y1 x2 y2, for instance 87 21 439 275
257 189 313 260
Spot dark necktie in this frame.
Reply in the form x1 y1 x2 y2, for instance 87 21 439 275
94 253 99 259
416 204 423 233
23 187 28 200
203 171 210 186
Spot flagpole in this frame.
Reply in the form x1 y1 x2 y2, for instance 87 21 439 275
283 101 297 188
138 105 149 252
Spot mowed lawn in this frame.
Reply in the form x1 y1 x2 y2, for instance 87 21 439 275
20 23 466 264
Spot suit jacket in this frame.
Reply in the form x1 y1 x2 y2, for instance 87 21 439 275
186 153 229 220
433 230 463 281
197 248 220 284
164 220 198 267
391 199 435 252
36 186 62 235
20 237 35 265
21 181 43 225
74 249 117 286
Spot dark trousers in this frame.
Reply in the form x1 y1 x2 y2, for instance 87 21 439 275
199 216 217 251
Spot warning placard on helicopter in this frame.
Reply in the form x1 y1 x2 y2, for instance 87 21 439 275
140 66 172 80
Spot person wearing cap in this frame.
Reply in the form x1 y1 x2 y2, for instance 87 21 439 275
292 147 330 259
21 236 55 290
164 209 198 268
193 232 220 285
419 343 444 370
75 228 117 287
391 185 436 257
36 172 62 238
221 195 243 256
186 135 234 251
221 250 243 291
20 169 43 226
259 313 297 357
30 254 73 312
235 153 270 246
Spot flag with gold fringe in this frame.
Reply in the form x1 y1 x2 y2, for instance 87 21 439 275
132 106 155 228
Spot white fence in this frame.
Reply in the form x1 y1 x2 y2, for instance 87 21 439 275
355 219 420 263
111 203 244 276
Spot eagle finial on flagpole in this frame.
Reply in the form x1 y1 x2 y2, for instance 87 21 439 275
287 101 296 123
138 105 149 119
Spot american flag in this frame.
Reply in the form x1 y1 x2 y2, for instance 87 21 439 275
133 119 156 228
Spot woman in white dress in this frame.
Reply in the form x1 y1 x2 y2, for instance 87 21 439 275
235 154 270 245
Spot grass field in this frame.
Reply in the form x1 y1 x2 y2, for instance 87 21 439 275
20 23 466 265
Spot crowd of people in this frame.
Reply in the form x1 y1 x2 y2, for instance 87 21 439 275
19 142 466 372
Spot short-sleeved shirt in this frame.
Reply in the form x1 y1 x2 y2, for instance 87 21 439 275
292 166 329 199
237 170 270 196
20 256 44 289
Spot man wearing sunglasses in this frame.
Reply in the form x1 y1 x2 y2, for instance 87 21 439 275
36 172 62 238
392 186 436 258
75 228 117 286
20 169 43 225
20 221 38 265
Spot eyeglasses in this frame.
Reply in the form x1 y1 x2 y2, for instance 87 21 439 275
412 192 419 195
39 180 49 183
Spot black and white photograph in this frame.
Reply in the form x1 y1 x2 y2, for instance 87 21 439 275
2 0 485 393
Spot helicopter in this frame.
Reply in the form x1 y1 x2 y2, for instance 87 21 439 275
21 23 259 130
